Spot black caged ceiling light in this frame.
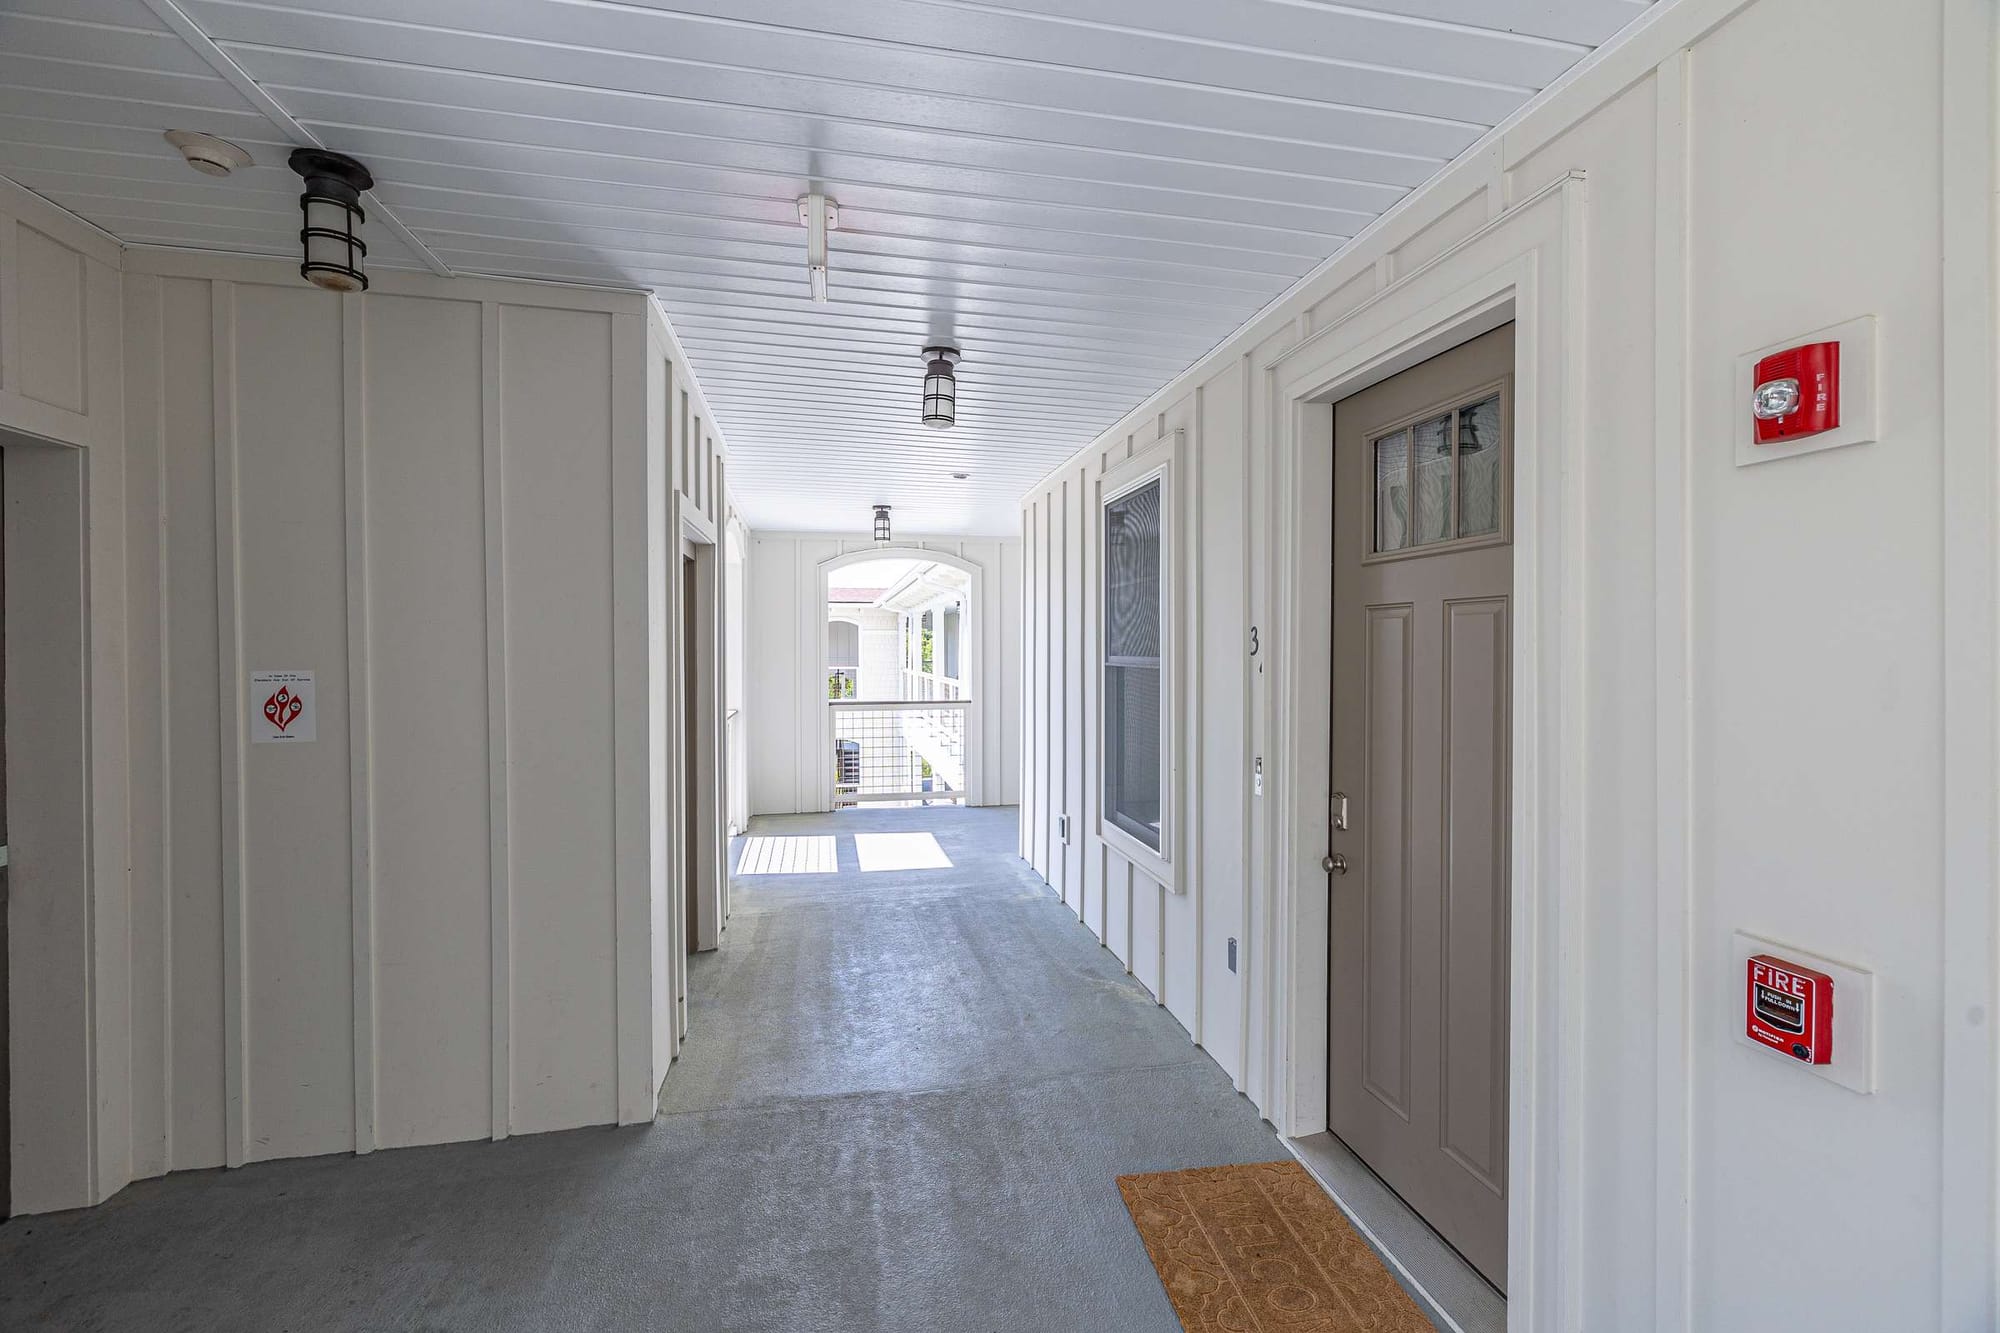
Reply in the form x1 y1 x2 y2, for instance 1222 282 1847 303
288 148 374 293
873 505 893 545
920 346 960 429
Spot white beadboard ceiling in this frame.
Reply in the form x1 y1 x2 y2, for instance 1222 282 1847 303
0 0 1652 534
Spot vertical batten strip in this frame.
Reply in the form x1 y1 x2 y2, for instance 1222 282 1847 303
1027 510 1036 841
1649 48 1694 1333
609 312 652 1125
1935 2 2000 1324
795 539 817 814
1051 483 1066 903
1023 504 1035 862
340 292 376 1155
479 301 512 1141
1236 350 1255 1095
1188 396 1204 1040
955 543 975 806
1090 471 1104 923
117 271 171 1177
704 536 725 937
210 280 248 1168
0 212 18 396
1048 488 1064 880
668 495 688 1039
85 254 123 1202
713 452 730 934
663 369 687 1043
996 539 1007 806
147 275 177 1171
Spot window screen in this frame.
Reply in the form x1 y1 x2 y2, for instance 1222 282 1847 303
1104 478 1163 851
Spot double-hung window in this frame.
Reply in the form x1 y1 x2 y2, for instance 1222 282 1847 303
1103 475 1165 854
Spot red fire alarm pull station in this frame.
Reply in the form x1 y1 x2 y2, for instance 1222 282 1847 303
1746 954 1833 1065
1752 340 1841 443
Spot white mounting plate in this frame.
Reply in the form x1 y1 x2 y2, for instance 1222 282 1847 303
797 196 839 229
1733 314 1878 467
1730 929 1876 1094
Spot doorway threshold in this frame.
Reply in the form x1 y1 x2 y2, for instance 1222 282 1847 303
1285 1131 1505 1333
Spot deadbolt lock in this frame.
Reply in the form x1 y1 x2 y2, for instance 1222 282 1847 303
1322 853 1347 875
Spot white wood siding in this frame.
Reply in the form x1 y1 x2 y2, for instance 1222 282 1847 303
1016 0 1998 1326
2 222 737 1208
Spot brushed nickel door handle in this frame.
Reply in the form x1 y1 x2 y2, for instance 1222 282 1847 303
1322 853 1347 875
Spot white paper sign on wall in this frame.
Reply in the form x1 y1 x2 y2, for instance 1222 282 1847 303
250 670 316 744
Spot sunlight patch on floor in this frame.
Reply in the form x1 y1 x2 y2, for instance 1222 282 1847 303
735 835 838 875
853 831 953 872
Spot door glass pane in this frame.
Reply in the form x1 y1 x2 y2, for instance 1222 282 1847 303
1412 412 1452 545
1104 479 1163 851
1457 393 1503 537
1373 429 1409 553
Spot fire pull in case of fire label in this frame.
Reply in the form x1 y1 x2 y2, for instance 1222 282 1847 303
1746 954 1833 1065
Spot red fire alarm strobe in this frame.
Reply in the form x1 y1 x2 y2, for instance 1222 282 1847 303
1752 340 1841 443
1746 954 1834 1065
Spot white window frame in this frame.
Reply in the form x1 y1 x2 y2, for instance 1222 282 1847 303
1093 433 1178 887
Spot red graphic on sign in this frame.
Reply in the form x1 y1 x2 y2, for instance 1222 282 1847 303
264 686 303 733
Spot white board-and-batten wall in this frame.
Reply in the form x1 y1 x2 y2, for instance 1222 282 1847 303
1 193 736 1213
1017 0 1998 1327
743 533 1022 816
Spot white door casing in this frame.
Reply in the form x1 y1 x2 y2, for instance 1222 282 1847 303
1268 174 1587 1327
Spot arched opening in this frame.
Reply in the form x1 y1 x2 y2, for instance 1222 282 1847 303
821 549 978 809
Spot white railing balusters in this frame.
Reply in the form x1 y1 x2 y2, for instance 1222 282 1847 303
828 699 970 806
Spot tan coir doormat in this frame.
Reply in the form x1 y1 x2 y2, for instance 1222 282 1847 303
1118 1160 1435 1332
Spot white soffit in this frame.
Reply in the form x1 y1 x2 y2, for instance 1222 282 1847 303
0 0 1652 534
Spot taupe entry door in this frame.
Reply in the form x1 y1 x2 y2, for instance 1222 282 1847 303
1328 323 1513 1291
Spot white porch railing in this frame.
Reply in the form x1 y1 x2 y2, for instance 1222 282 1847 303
830 699 969 806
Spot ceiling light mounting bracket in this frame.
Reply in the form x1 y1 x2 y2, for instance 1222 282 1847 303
797 192 838 303
796 194 840 232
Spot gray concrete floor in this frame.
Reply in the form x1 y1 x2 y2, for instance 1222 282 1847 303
0 805 1286 1332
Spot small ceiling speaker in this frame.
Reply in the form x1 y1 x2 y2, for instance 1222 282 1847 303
164 129 252 178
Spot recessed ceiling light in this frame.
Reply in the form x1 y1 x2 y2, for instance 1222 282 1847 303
164 129 252 178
